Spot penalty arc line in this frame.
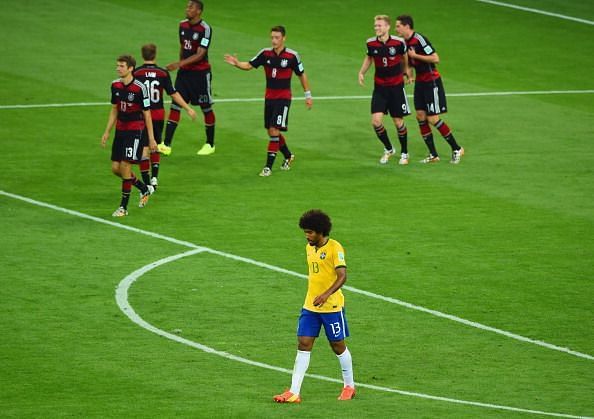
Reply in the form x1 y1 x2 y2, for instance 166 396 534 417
115 250 592 419
1 189 593 362
0 89 594 109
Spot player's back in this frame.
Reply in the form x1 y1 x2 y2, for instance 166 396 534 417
134 64 175 119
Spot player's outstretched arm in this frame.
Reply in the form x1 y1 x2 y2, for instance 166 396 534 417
224 54 253 71
101 105 118 147
298 73 312 109
358 56 372 86
170 92 197 121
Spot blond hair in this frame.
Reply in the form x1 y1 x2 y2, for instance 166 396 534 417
374 15 391 25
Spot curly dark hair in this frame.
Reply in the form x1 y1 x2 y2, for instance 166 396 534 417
299 209 332 236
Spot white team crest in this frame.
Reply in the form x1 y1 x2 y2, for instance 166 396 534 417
193 33 199 40
127 93 135 101
389 47 396 55
280 59 288 68
320 252 326 260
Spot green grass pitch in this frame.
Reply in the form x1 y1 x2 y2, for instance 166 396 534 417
1 0 593 417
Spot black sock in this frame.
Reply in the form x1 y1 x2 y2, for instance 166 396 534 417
435 119 460 150
280 144 291 159
164 121 178 147
397 124 408 154
419 120 438 156
266 152 277 169
205 125 215 146
374 125 393 150
133 178 148 194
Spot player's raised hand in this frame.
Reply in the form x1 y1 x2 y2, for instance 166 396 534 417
224 54 238 66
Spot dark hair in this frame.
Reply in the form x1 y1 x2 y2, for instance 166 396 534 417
396 14 414 29
190 0 203 10
141 44 157 61
299 209 332 236
271 25 286 36
117 54 136 69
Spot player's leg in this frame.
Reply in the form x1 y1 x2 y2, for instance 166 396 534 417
150 120 163 189
163 73 190 152
260 101 288 177
139 131 151 186
274 309 321 403
278 101 294 171
426 80 464 163
110 135 128 216
279 132 295 171
197 71 216 155
371 88 395 164
415 82 440 163
321 309 355 400
389 85 411 165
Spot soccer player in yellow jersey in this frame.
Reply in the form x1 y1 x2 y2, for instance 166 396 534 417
274 210 355 403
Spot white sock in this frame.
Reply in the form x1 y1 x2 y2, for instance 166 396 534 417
337 348 354 387
289 350 311 395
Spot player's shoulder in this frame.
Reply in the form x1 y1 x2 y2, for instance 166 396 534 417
328 238 345 251
255 47 273 56
132 78 148 92
111 78 123 87
284 47 301 59
366 36 378 44
389 35 406 44
199 19 211 30
413 32 431 45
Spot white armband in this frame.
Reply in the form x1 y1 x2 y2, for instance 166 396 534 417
304 91 312 99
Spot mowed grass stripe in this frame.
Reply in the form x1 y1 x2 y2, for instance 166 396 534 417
2 189 592 362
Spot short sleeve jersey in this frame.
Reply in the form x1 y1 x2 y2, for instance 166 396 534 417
405 32 441 82
179 19 212 72
303 239 346 313
366 35 407 86
110 78 150 131
249 47 305 100
134 64 176 121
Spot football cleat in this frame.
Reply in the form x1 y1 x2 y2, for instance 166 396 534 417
379 148 395 164
450 147 465 164
197 144 215 155
280 154 295 171
150 177 158 191
337 386 356 401
259 167 272 177
273 389 301 403
112 207 128 217
420 154 440 164
157 143 172 156
398 153 410 165
138 185 155 208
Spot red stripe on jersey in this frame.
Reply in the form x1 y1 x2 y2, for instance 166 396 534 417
112 79 147 131
367 36 407 87
405 32 441 82
250 48 303 100
179 20 211 72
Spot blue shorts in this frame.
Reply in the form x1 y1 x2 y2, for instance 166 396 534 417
297 308 350 341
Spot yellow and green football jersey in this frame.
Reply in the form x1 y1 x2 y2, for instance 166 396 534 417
303 238 346 313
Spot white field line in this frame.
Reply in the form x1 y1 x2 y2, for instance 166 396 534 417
1 89 593 110
115 251 592 419
1 189 593 362
476 0 594 26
